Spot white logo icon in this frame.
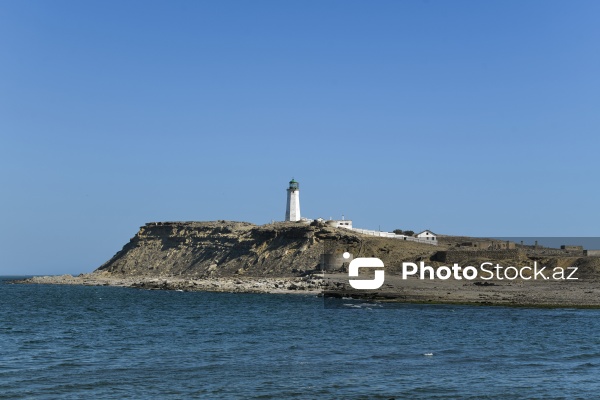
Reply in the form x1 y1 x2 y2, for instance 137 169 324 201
348 257 385 290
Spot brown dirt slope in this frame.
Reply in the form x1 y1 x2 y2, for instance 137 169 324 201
96 221 444 278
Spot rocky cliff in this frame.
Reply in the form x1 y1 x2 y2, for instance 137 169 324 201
96 220 441 278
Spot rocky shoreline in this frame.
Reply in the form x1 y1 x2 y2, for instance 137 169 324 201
12 272 600 308
323 273 600 308
12 272 325 295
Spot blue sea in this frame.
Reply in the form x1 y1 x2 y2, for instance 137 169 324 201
2 276 600 399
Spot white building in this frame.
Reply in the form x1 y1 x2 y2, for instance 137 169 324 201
285 178 301 221
416 230 437 242
326 217 353 229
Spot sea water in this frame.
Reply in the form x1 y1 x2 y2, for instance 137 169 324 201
1 276 600 399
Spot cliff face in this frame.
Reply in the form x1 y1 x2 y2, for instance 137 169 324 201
95 221 441 278
97 221 347 278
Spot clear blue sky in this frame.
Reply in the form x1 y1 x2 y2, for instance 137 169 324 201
1 1 599 275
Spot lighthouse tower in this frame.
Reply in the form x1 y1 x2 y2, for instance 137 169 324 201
285 178 301 221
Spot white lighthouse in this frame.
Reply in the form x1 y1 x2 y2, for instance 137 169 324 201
285 178 301 221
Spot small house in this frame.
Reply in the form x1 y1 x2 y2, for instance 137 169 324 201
416 230 437 241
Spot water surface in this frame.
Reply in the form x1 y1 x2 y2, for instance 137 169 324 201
1 277 599 399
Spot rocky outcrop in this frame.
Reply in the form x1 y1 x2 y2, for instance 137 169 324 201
95 220 441 278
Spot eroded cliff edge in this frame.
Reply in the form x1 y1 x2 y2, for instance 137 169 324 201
96 220 439 278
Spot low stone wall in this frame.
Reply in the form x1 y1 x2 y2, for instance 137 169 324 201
526 249 584 256
433 249 522 263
